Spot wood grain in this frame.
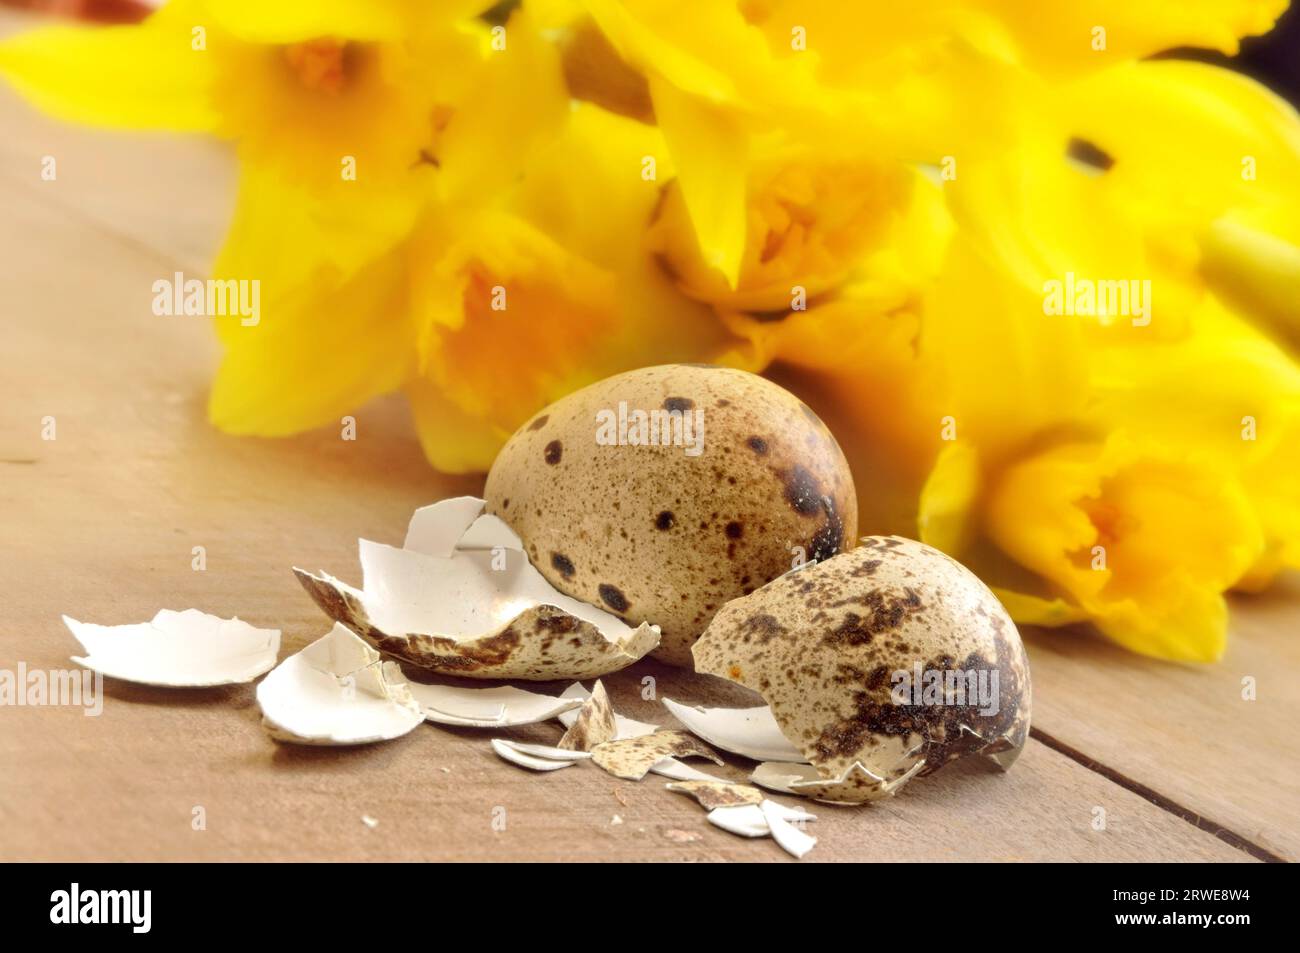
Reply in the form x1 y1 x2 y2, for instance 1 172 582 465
1022 586 1300 861
0 10 1290 861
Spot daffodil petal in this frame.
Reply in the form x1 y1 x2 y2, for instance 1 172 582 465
648 74 748 288
404 375 508 474
1064 60 1300 232
583 0 741 104
990 0 1287 76
0 7 218 132
986 435 1265 661
1088 300 1300 464
918 442 982 556
985 441 1107 601
920 239 1089 456
213 162 421 320
437 10 569 203
1092 587 1230 664
989 588 1089 627
200 0 412 43
208 251 413 436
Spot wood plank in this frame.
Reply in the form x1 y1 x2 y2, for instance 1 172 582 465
0 16 1279 860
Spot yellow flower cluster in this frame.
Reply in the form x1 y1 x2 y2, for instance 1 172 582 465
3 0 1298 661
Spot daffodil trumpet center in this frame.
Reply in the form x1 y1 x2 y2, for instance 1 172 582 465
283 38 353 96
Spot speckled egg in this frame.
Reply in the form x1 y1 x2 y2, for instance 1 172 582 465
483 364 858 666
692 538 1032 802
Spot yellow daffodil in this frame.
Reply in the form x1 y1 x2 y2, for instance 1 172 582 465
215 5 578 444
984 434 1265 662
705 169 954 532
0 0 485 282
1058 58 1300 355
572 0 1034 286
734 1 1286 80
206 249 416 436
407 104 752 472
909 199 1297 660
648 149 916 312
574 0 1285 294
1086 303 1300 588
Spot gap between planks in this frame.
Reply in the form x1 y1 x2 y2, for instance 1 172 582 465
1030 727 1282 863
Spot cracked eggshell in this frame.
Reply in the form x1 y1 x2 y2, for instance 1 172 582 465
750 759 926 803
491 738 587 771
64 609 279 687
590 729 724 781
761 800 817 858
666 780 764 809
294 497 659 680
648 758 725 782
693 538 1031 803
662 697 804 763
256 623 424 745
405 682 582 728
707 801 817 838
557 679 617 750
557 682 660 739
483 364 857 667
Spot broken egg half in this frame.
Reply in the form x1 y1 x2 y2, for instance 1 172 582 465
692 537 1032 803
294 497 658 680
484 364 857 666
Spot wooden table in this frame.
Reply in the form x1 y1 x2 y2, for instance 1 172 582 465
1 11 1296 862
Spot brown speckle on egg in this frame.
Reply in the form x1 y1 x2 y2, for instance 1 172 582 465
599 584 630 613
783 465 824 515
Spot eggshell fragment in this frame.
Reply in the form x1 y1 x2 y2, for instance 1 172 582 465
63 609 279 688
706 801 817 838
590 730 724 781
693 538 1032 802
761 800 818 859
493 740 593 762
405 682 582 728
484 364 858 666
556 685 723 780
491 738 582 772
662 697 805 763
256 623 424 745
750 759 925 803
666 780 764 809
648 758 726 782
557 680 617 751
557 682 660 738
294 497 659 680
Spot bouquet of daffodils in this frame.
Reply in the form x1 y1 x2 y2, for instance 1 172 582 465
3 0 1298 661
